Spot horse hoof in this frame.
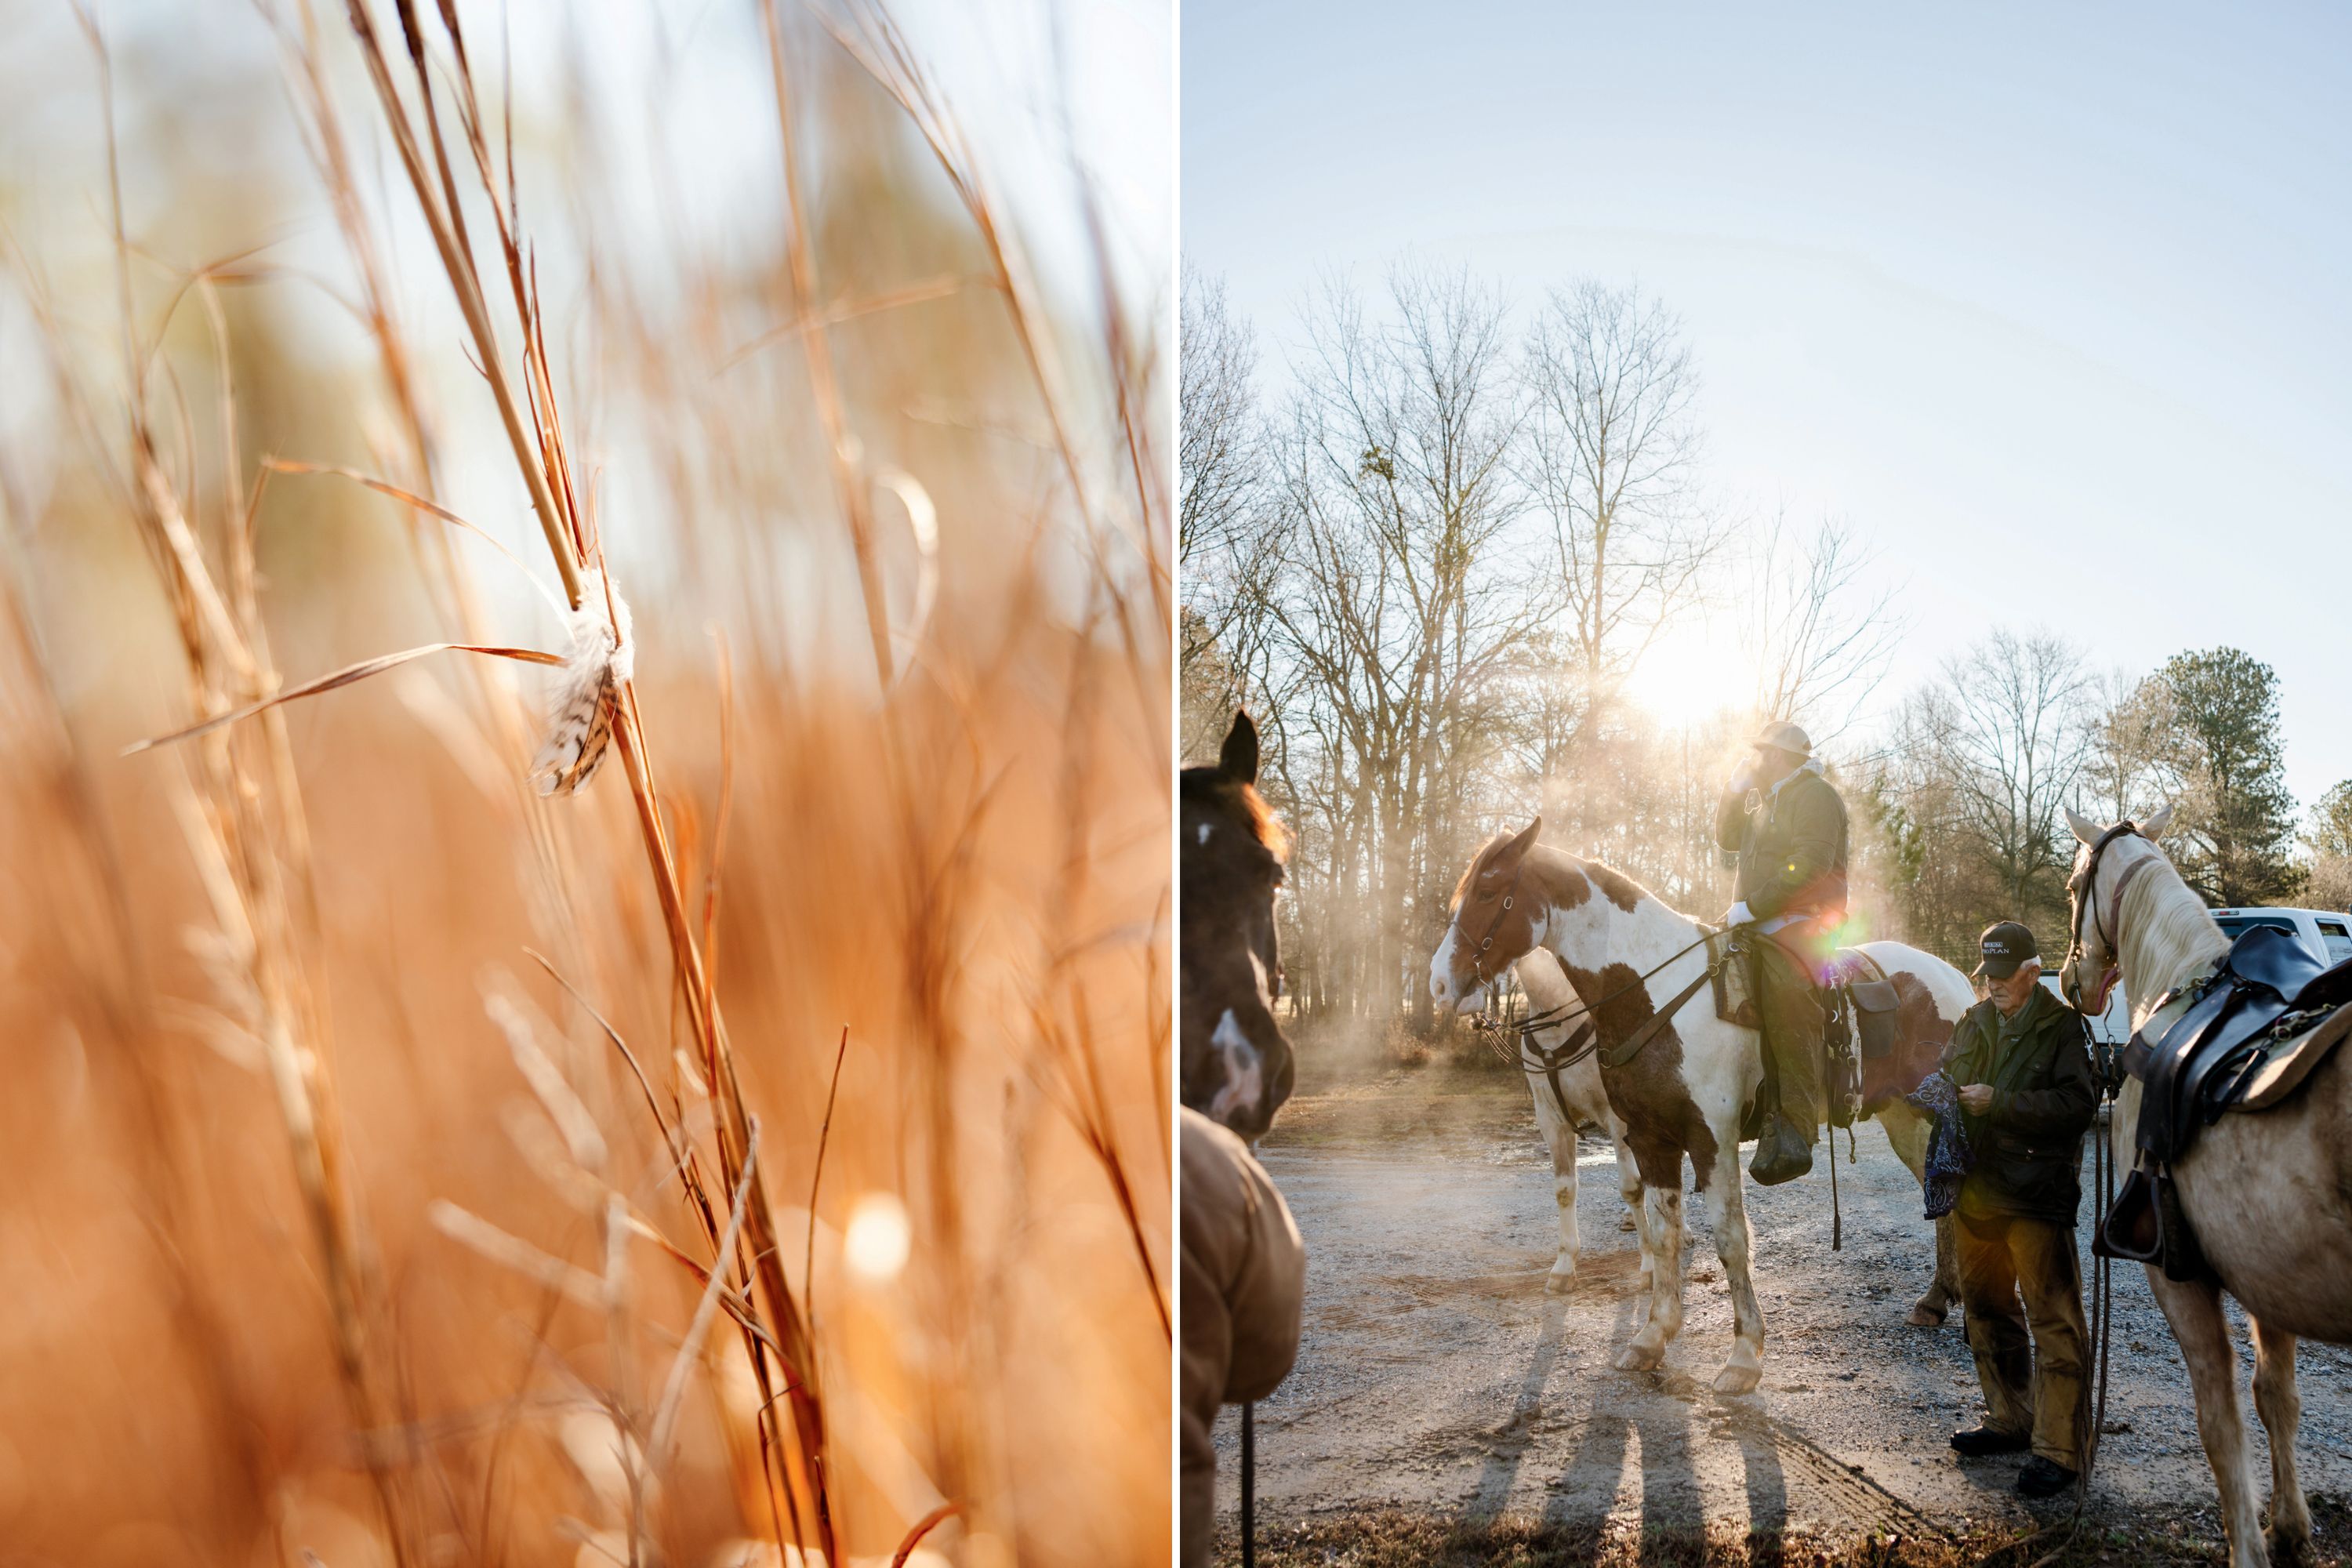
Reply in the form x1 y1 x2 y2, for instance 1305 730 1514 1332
1619 1214 1637 1232
1712 1364 1761 1396
1904 1305 1947 1329
1614 1342 1663 1373
1546 1270 1573 1294
2265 1524 2314 1567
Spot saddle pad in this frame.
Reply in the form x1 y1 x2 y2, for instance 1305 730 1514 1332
2235 996 2352 1111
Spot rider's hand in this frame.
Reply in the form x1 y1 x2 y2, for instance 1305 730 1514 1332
1722 901 1754 927
1958 1083 1996 1114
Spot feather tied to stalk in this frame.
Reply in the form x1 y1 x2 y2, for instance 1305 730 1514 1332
532 585 634 796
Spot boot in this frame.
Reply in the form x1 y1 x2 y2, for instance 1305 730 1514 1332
1748 1111 1813 1185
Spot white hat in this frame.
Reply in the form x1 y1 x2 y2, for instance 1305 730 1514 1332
1751 720 1812 756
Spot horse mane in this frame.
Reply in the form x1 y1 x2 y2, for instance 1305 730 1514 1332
1180 766 1288 861
2114 837 2230 1008
1448 834 1670 920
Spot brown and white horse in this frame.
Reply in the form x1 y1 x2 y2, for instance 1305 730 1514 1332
1181 712 1294 1142
1431 820 1973 1393
2060 807 2352 1568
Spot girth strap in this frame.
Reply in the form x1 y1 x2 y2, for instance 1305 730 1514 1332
1523 1020 1597 1123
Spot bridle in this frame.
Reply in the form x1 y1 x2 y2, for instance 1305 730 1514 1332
2065 820 2147 1014
1447 859 1529 996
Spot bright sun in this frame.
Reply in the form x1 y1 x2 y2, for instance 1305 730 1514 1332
1624 620 1751 733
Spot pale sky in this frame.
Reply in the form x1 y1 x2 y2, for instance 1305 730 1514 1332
1182 0 2352 810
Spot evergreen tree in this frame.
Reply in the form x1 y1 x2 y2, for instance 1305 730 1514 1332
2157 648 2303 906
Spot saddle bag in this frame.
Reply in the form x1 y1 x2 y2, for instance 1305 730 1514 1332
1847 977 1904 1061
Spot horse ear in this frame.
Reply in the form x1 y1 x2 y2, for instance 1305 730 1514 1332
2140 802 2177 839
1221 710 1260 785
2063 806 2100 846
1492 817 1541 871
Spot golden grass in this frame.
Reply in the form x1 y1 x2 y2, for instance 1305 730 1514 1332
0 2 1169 1564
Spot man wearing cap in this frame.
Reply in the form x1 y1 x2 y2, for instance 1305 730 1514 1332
1943 920 2098 1498
1715 719 1849 1184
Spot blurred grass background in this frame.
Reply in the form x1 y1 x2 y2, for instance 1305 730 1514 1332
0 2 1170 1565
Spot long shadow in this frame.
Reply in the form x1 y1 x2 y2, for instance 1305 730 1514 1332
1456 1301 1574 1522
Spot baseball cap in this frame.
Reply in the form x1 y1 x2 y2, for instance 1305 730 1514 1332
1751 720 1812 757
1973 921 2040 980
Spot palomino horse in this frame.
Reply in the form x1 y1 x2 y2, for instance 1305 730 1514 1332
1431 820 1973 1393
2060 807 2352 1568
1180 711 1294 1142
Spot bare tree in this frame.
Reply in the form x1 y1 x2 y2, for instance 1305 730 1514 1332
1179 264 1260 568
1743 514 1905 743
1926 630 2098 924
1261 264 1534 1025
1518 282 1721 739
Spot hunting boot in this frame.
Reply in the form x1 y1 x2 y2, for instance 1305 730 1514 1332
1749 938 1822 1185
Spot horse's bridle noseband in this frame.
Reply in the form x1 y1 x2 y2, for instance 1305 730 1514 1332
2066 820 2146 1014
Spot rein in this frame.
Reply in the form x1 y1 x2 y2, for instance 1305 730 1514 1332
1463 917 1729 1073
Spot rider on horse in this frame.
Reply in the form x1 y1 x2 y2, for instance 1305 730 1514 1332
1716 720 1850 1185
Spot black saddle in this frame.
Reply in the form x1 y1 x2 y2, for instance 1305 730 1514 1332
2100 922 2352 1278
2120 924 2352 1164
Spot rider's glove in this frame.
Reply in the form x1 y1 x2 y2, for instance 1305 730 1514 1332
1722 901 1754 927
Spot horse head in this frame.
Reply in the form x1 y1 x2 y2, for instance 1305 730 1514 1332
2060 801 2177 1016
1180 711 1294 1143
1431 818 1545 1016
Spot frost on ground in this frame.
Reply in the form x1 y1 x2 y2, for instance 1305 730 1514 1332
1214 1069 2352 1563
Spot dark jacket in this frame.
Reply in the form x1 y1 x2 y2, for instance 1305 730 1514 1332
1715 764 1850 923
1944 984 2098 1223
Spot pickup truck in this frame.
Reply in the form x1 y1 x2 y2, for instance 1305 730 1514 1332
2031 904 2352 1047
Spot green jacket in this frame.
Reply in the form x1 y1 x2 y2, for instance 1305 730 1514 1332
1715 763 1849 922
1944 983 2098 1223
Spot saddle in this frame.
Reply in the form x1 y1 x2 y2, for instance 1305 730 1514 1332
1715 939 1904 1133
2098 923 2352 1278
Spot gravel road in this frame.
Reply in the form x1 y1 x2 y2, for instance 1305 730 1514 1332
1213 1073 2352 1550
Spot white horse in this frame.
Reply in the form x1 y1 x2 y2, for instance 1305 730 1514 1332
1509 947 1644 1292
1432 822 1975 1394
2060 807 2352 1568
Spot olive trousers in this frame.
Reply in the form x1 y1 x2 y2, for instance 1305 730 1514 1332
1750 933 1823 1140
1957 1207 2089 1470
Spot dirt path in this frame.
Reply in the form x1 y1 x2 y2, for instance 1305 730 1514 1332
1214 1072 2352 1553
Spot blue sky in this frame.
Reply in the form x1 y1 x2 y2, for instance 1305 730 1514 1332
1182 1 2352 808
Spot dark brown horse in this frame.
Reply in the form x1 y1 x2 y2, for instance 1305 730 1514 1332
1180 712 1293 1142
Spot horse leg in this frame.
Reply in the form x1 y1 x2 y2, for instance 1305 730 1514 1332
1877 1102 1955 1325
2151 1269 2267 1568
1530 1073 1581 1292
1616 1152 1685 1372
2251 1319 2312 1566
1699 1143 1765 1394
1613 1113 1642 1236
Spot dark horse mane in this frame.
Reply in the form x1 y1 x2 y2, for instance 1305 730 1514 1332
1181 764 1288 863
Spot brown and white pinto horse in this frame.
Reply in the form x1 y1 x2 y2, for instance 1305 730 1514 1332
2060 807 2352 1568
1431 820 1973 1393
1181 712 1294 1142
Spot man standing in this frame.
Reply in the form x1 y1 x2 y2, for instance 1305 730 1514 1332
1716 720 1849 1185
1945 920 2097 1499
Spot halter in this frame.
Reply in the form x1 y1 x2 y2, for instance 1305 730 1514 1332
2065 821 2147 1014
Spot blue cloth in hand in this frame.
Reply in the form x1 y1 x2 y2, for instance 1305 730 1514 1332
1904 1070 1974 1220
